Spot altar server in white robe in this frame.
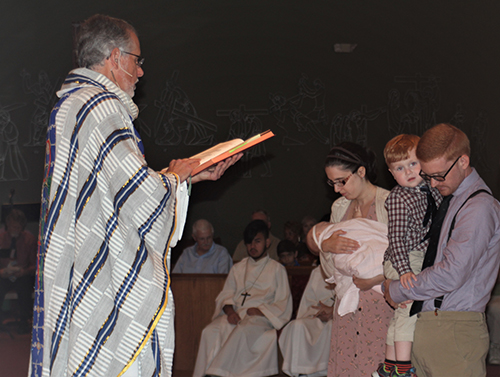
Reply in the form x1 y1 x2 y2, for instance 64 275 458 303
279 266 335 377
193 220 292 377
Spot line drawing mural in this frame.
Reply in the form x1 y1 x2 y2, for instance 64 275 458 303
329 105 385 148
471 111 489 172
21 70 60 147
449 103 466 130
387 74 441 137
0 103 29 181
269 74 329 146
153 71 218 147
217 104 272 178
133 103 152 138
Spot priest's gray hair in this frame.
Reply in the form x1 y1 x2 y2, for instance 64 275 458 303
76 14 137 69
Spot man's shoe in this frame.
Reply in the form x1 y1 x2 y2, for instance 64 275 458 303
372 363 393 377
390 366 417 377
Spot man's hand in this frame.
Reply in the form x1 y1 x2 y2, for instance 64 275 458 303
223 305 241 325
383 279 413 309
247 307 264 317
191 154 243 183
312 301 334 322
161 159 200 183
383 279 399 309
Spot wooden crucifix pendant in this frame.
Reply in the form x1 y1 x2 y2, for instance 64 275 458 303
241 292 251 306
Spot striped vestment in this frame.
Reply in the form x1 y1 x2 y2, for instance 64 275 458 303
30 68 188 377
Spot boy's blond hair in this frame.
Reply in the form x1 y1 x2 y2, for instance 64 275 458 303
384 134 420 165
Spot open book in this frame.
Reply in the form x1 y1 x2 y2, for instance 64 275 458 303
191 130 274 175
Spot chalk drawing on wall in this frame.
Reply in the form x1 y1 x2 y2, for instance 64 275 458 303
449 103 466 130
269 74 329 146
153 71 217 147
216 105 272 178
134 103 152 138
329 105 385 148
471 111 489 172
387 74 441 137
0 103 29 181
21 70 60 147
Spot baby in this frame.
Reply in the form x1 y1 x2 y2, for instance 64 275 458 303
307 218 388 316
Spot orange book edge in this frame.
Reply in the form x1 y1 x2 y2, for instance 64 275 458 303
191 130 274 175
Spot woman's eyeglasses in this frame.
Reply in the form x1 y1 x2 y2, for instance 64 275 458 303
327 173 353 188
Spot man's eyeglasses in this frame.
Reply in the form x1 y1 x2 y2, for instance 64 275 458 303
327 173 353 188
419 156 461 182
121 51 145 67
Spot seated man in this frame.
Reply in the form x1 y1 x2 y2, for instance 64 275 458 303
173 219 232 274
232 209 281 262
194 220 292 377
279 266 335 377
0 209 36 333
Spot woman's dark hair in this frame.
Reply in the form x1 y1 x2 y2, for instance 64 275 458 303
325 142 378 183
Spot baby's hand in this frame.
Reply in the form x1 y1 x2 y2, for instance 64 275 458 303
400 272 417 289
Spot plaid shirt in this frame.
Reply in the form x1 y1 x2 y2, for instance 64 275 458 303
384 182 442 275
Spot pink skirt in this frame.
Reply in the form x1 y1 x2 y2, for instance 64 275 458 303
328 289 393 377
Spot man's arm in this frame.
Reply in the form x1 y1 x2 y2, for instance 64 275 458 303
390 198 499 304
216 246 233 274
254 264 292 330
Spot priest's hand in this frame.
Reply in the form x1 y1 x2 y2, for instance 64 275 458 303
223 305 241 325
321 230 359 254
191 153 243 183
247 307 264 317
312 301 334 322
161 159 200 183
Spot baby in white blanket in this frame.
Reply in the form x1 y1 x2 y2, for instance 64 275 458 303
307 218 388 316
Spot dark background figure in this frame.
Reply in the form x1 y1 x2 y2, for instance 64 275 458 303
0 209 36 334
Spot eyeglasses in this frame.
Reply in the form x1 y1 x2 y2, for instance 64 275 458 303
419 156 461 182
121 51 145 67
327 173 353 188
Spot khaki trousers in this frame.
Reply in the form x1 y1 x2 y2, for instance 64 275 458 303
412 311 489 377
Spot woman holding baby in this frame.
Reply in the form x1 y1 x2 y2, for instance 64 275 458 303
317 142 393 377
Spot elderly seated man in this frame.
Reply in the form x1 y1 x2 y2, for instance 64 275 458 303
173 219 232 274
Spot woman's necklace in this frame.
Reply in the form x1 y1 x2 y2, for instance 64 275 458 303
240 257 269 306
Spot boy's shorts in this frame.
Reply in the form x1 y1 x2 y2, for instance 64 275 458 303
383 249 424 344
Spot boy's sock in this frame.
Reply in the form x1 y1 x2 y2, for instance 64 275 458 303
394 361 412 374
383 359 397 373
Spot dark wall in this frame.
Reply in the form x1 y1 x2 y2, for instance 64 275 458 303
2 1 500 251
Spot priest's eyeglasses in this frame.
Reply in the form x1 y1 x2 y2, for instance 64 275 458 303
419 156 460 182
121 51 145 67
327 173 353 188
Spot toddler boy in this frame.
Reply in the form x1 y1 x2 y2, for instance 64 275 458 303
373 134 441 377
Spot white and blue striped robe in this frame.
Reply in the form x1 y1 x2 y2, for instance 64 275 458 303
30 68 188 377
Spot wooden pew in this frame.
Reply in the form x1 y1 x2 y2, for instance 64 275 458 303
170 266 315 376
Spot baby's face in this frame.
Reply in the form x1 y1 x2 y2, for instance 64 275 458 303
306 222 330 253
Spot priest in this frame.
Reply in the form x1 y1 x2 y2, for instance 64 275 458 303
193 220 292 377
